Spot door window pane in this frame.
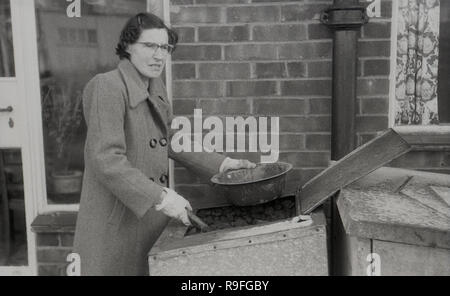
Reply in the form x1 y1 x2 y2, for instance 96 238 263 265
35 0 148 204
0 149 28 266
0 0 15 77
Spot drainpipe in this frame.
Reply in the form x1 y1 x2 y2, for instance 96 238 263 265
320 0 368 275
321 0 369 159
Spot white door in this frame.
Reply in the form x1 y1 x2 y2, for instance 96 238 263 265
0 0 37 275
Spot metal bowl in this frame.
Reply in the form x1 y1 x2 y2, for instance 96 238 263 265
211 162 293 206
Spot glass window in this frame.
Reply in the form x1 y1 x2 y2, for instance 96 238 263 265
1 149 28 266
35 0 148 204
0 0 15 77
394 1 449 124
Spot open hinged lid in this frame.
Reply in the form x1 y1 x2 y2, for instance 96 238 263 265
337 166 450 249
296 128 412 214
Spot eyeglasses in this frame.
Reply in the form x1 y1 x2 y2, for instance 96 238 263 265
136 42 175 55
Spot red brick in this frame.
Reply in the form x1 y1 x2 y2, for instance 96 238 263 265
286 168 324 189
225 44 277 60
172 63 196 80
253 24 307 41
381 1 393 18
171 7 225 25
280 152 330 167
363 59 390 76
173 45 221 61
363 22 391 39
199 63 250 79
287 62 307 78
278 42 332 59
309 98 331 115
281 80 331 96
279 134 305 150
280 116 331 132
60 234 74 247
305 134 331 150
200 98 251 115
281 4 330 22
360 98 388 114
227 6 280 23
38 264 67 276
389 151 450 168
308 23 332 39
173 81 224 98
171 0 194 5
357 78 389 96
308 61 332 78
37 249 72 263
37 234 59 246
173 99 197 115
226 81 277 97
358 133 377 145
356 116 388 132
255 63 287 79
358 40 390 57
173 27 195 43
220 152 261 163
198 25 249 42
254 99 306 115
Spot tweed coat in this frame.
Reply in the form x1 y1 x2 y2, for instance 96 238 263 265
73 59 225 276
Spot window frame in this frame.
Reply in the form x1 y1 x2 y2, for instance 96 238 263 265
388 0 450 147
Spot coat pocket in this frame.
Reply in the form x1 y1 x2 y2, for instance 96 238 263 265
107 198 126 228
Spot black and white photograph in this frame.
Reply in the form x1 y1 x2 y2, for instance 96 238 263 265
0 0 449 279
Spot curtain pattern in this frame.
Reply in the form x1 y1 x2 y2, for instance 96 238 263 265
395 0 440 125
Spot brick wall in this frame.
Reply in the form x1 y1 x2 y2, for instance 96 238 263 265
32 213 76 276
169 0 400 202
170 0 336 202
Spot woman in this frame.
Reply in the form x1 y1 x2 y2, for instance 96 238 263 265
73 13 255 276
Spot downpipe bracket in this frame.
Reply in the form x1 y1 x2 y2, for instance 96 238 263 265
320 5 369 30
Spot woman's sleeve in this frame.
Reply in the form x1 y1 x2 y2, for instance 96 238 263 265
166 104 226 177
83 74 164 219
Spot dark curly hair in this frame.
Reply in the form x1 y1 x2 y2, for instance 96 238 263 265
116 13 178 60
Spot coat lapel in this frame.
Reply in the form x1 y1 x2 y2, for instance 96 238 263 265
118 59 170 132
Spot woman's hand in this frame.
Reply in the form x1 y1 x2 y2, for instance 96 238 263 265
219 157 257 173
155 188 192 226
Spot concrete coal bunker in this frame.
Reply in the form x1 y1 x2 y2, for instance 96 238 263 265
148 196 328 276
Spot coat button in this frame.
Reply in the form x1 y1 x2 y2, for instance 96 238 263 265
159 138 168 147
159 174 168 184
149 139 158 148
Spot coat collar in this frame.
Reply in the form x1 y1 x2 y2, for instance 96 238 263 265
117 59 168 109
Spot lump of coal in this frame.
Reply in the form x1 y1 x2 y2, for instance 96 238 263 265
185 196 296 236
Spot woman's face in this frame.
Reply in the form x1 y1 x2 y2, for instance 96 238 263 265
127 28 169 79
